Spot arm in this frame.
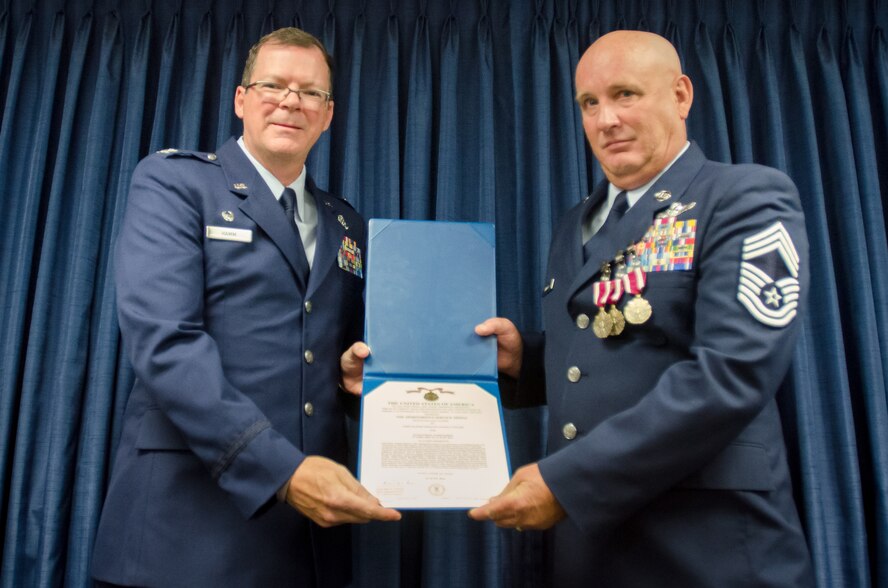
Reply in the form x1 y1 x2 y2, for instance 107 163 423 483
117 156 397 525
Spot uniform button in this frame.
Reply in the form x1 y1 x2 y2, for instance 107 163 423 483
562 423 577 440
567 366 581 382
576 313 590 329
207 153 217 161
304 300 313 313
304 402 314 416
304 350 314 364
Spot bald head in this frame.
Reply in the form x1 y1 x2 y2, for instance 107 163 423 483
575 30 693 189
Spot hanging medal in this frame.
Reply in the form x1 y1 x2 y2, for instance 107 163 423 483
623 245 652 325
592 262 614 339
608 251 627 336
608 277 626 336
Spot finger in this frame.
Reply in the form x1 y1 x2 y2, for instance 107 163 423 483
351 341 371 359
474 317 506 337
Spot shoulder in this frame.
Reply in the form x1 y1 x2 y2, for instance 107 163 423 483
700 160 797 195
136 148 223 177
309 180 364 222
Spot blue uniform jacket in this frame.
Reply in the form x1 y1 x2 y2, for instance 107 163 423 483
513 143 814 586
92 138 365 587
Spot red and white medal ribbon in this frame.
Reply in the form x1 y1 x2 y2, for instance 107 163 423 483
593 280 612 309
622 267 646 295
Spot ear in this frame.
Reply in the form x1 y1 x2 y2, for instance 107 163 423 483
321 100 334 132
675 75 693 120
234 86 246 120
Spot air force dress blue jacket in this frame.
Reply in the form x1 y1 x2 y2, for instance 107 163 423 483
512 143 814 586
92 138 365 587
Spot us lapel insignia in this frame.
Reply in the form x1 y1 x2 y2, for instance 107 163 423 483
221 210 235 222
232 183 248 190
654 190 672 202
337 214 349 230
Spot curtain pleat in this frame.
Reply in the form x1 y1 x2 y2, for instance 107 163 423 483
842 23 888 588
215 12 243 148
433 13 459 220
63 13 127 587
304 7 335 188
1 4 887 587
401 10 432 220
340 10 365 209
3 11 99 585
718 22 753 163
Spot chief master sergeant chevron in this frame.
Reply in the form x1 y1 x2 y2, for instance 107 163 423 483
92 27 400 588
469 30 814 586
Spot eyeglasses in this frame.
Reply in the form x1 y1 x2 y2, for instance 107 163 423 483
244 81 332 110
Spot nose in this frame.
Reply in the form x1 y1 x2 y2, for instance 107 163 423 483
279 89 303 109
596 102 619 131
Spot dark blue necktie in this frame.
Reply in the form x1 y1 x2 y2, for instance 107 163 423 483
279 187 310 273
584 190 628 261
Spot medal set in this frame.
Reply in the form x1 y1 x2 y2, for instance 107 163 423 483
588 199 698 339
591 246 651 339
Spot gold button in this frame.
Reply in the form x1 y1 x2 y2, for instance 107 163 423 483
567 366 581 382
304 402 314 416
304 300 313 313
304 350 314 364
207 153 217 161
576 314 590 329
562 423 577 440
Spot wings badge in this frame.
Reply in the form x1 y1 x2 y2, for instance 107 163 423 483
737 221 800 327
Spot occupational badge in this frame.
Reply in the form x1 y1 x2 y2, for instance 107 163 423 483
737 221 800 327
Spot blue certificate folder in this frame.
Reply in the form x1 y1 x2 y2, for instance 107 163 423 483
358 219 511 509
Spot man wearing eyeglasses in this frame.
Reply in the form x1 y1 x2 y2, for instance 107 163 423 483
92 27 399 588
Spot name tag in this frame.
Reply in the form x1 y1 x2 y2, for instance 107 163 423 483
206 226 252 243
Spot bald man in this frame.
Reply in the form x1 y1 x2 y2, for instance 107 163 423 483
468 31 814 586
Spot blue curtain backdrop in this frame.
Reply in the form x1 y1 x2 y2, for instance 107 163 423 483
0 0 886 586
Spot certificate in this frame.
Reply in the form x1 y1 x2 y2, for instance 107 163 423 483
359 220 511 509
359 380 510 509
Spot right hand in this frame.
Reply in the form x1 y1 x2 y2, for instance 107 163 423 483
285 456 401 527
475 318 523 380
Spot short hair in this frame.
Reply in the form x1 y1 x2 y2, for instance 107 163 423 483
241 27 334 94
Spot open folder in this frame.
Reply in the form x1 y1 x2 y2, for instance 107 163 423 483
358 219 511 509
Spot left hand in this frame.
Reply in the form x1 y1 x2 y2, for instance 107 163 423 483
339 341 371 395
467 463 566 531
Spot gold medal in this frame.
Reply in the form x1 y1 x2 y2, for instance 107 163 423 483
593 308 613 338
608 306 625 336
624 296 652 324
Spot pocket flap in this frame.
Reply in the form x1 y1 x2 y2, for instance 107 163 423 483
136 409 189 451
676 442 775 491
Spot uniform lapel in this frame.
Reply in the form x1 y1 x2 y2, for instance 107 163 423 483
216 139 310 290
566 143 708 303
306 177 346 297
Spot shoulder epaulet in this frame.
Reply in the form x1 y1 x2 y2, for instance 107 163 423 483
155 148 220 164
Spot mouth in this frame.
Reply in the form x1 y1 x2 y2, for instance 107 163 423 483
602 138 632 151
270 122 302 131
